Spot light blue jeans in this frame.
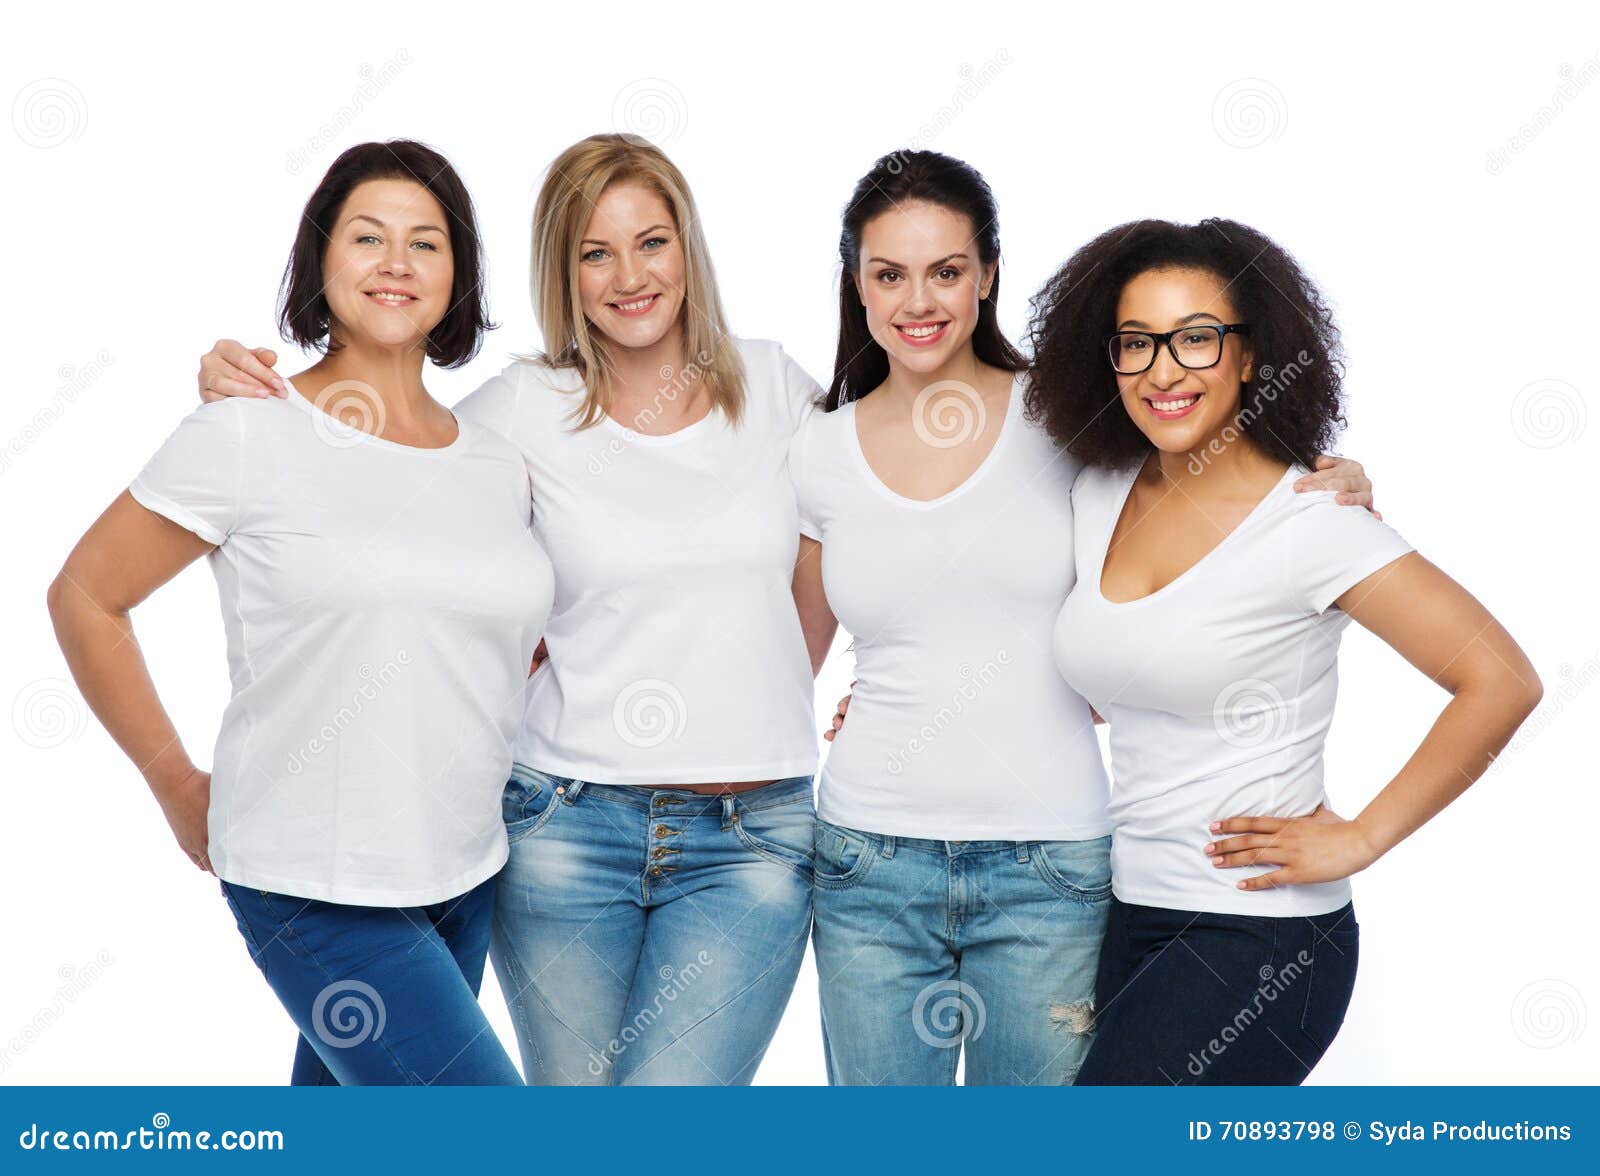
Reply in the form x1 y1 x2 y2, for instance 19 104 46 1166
489 768 814 1085
812 819 1112 1085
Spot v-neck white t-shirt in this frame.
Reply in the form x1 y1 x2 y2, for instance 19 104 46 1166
129 383 555 906
789 375 1112 840
1053 461 1413 916
454 338 823 786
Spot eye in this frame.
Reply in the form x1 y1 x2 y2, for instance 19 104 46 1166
1124 337 1149 351
356 234 381 245
936 266 960 281
876 270 902 284
412 240 438 251
641 236 668 251
581 248 609 263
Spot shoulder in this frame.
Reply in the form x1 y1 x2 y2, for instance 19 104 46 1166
731 336 824 429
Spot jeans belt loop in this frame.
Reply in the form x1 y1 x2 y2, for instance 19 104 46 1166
563 778 586 804
880 835 897 860
1015 841 1031 864
721 794 736 829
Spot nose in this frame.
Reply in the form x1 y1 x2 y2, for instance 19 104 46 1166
377 241 414 279
613 252 648 295
902 274 938 316
1146 343 1187 390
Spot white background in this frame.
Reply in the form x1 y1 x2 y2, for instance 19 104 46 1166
3 1 1596 1085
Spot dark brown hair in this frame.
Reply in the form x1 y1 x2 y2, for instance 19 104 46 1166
827 150 1025 410
278 139 493 368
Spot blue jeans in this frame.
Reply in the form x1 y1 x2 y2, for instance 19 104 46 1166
812 819 1112 1085
489 769 814 1085
219 876 522 1085
1075 897 1360 1085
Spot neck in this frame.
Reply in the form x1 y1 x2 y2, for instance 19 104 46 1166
880 343 988 408
1153 423 1281 495
300 337 433 423
604 320 693 402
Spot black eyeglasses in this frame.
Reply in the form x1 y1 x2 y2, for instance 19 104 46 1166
1105 323 1251 375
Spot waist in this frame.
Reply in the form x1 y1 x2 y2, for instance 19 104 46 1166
510 768 814 814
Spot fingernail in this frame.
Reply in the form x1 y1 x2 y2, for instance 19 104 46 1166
1212 857 1224 866
1208 821 1221 832
1237 881 1247 889
1203 843 1215 854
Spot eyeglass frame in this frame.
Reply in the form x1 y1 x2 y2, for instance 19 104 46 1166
1103 322 1252 375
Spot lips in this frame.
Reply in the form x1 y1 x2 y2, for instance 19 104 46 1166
894 320 949 347
364 288 418 307
609 293 661 317
1143 392 1205 420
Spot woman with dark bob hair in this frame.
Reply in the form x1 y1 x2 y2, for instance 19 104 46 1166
48 140 552 1084
1038 219 1542 1084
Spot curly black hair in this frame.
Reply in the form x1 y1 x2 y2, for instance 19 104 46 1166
1023 218 1345 469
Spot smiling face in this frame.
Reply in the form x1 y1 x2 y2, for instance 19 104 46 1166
854 199 995 376
321 178 454 353
1112 266 1255 454
575 182 687 351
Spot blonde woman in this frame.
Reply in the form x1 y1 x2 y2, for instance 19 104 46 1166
195 135 829 1085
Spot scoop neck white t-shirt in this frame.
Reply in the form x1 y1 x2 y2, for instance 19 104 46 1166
789 374 1111 841
454 337 823 786
129 382 555 906
1053 460 1413 916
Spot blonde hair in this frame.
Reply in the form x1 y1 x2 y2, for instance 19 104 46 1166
528 133 745 429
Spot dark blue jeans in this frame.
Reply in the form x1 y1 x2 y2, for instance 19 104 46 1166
220 875 522 1085
1075 896 1359 1085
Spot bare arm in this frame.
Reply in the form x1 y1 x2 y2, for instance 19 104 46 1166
46 492 220 871
792 535 837 679
1208 553 1543 888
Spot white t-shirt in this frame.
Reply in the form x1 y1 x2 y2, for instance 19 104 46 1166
1054 461 1413 916
790 375 1112 840
130 383 554 907
454 338 821 786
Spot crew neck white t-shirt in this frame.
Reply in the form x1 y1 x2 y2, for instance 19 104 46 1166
454 337 822 786
129 383 554 906
1053 460 1413 916
789 375 1111 841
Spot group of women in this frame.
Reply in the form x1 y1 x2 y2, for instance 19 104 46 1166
47 133 1541 1086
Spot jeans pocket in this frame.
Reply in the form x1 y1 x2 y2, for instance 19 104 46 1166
219 881 271 981
731 791 816 878
502 766 570 843
1297 906 1360 1056
1030 835 1113 903
811 819 877 889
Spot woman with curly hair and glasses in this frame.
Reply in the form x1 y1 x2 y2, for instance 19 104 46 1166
1032 219 1542 1084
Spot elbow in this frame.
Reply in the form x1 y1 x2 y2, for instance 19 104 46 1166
1515 668 1544 722
45 571 71 629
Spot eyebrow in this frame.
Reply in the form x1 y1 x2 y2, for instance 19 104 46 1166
580 224 674 248
1116 311 1226 330
347 214 446 234
865 252 970 269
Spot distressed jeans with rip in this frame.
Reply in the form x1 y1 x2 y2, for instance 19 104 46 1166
812 821 1110 1085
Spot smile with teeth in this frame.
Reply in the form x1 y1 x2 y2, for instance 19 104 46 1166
365 290 417 305
895 321 948 343
610 294 660 315
1144 392 1205 417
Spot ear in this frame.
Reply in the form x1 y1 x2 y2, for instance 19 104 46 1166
851 269 866 305
978 262 997 302
1239 340 1255 383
